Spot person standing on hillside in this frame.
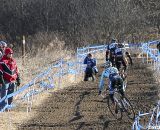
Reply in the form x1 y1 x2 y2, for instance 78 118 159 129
0 48 21 110
83 53 97 81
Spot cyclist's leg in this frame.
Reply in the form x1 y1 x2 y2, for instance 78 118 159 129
109 80 115 103
109 79 118 113
106 50 109 61
121 58 127 72
115 59 121 71
109 93 114 103
110 56 115 67
117 77 125 97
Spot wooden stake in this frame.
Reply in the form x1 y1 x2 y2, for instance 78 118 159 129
22 35 25 65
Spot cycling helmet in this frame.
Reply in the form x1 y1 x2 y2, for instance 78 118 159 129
117 43 124 48
105 61 112 68
110 67 119 74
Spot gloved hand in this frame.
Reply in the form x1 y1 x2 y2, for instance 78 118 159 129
98 90 102 95
16 80 20 86
16 75 21 86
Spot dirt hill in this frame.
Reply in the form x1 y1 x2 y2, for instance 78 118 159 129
12 58 158 130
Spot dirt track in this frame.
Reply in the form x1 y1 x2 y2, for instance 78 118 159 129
18 59 159 130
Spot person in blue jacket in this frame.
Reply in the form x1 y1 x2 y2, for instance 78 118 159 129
83 53 97 81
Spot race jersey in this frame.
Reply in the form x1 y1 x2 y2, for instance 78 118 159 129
99 67 118 91
107 43 117 56
114 47 127 58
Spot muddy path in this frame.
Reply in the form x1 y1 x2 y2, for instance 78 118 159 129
18 59 159 130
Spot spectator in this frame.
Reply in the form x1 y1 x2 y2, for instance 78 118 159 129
0 41 7 59
157 42 160 53
83 53 97 81
0 48 21 111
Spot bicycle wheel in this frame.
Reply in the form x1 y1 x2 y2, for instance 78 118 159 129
123 78 127 91
121 97 135 120
107 96 122 120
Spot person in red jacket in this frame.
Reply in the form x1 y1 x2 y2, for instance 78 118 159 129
0 48 20 110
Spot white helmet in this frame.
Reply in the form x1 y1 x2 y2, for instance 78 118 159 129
110 67 119 74
0 41 7 47
105 61 112 68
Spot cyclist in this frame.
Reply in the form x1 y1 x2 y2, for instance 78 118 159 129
83 53 97 81
98 61 124 113
114 43 133 72
106 38 118 66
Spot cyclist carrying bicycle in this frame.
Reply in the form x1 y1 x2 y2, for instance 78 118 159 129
98 61 124 113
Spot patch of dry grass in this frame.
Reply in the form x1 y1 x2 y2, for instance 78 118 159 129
16 39 74 85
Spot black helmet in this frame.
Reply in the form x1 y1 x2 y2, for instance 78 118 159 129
117 43 124 48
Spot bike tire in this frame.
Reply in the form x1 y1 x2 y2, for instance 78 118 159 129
123 78 127 91
121 96 135 120
107 96 123 120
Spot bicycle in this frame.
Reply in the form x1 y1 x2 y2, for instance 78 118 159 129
106 88 135 121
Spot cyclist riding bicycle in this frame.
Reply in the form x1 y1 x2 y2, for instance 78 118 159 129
106 38 118 66
98 61 124 113
114 43 133 72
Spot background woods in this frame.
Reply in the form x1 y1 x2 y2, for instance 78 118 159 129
0 0 160 54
